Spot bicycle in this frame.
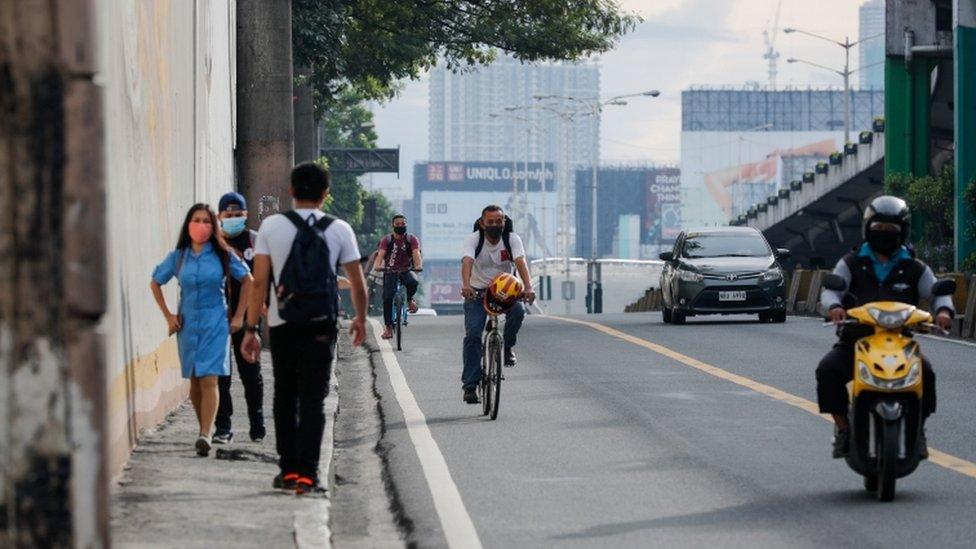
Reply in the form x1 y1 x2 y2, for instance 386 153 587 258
476 290 504 420
377 268 422 351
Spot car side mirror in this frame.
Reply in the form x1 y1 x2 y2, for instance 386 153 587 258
932 279 957 297
776 248 791 260
822 274 847 292
659 252 673 261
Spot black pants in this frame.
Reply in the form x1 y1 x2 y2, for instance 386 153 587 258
816 343 936 417
383 271 418 326
215 330 265 438
269 320 336 479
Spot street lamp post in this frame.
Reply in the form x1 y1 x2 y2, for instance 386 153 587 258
784 28 882 144
534 90 660 313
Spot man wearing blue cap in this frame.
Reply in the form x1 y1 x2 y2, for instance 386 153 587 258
214 191 266 444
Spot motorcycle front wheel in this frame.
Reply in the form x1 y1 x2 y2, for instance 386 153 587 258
877 419 899 502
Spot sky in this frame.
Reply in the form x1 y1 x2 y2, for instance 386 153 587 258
366 0 867 198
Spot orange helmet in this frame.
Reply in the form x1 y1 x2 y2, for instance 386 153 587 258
484 273 523 315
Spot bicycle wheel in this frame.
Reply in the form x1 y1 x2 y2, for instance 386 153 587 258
489 335 503 420
480 337 490 416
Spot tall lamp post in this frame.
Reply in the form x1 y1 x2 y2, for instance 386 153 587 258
784 28 882 144
534 90 660 313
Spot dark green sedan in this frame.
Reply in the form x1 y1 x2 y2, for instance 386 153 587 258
659 227 789 324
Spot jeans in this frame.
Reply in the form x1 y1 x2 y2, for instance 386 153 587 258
382 271 418 326
269 320 336 479
462 298 524 390
215 329 265 438
816 342 936 417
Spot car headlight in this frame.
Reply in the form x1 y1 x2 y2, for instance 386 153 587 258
677 269 703 283
858 360 921 390
758 268 783 283
866 306 913 329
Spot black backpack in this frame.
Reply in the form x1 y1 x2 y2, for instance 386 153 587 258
276 211 339 324
472 216 514 260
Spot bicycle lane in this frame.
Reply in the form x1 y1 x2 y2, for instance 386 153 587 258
364 314 976 548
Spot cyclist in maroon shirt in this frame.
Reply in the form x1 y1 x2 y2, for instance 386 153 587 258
373 214 423 339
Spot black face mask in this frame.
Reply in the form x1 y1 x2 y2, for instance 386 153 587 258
484 226 504 239
393 226 407 235
867 230 901 256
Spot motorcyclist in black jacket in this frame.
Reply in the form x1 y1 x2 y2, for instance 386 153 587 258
817 196 954 459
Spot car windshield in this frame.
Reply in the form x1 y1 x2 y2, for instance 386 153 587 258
682 233 770 259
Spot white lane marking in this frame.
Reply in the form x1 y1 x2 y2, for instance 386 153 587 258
919 333 976 348
368 319 483 549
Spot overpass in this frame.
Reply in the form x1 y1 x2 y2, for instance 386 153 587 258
730 125 886 268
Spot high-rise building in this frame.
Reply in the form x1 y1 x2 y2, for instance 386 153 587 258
428 56 600 166
859 0 885 90
427 56 601 258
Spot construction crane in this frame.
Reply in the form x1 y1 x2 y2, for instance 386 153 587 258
763 0 783 89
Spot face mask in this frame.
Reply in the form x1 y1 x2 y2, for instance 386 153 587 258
221 217 246 237
485 226 504 240
867 230 900 255
189 221 213 244
393 226 407 235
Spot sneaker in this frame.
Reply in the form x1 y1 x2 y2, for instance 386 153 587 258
195 436 212 457
212 432 233 445
273 472 299 490
295 476 325 495
504 347 517 367
463 388 480 404
250 425 266 443
408 299 419 314
381 326 393 339
832 427 849 459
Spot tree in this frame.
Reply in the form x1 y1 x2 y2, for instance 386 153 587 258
886 165 976 272
293 0 639 113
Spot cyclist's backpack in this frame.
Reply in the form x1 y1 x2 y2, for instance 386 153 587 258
276 211 339 324
472 215 514 261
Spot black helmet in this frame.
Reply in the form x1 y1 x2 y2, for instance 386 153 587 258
862 195 911 244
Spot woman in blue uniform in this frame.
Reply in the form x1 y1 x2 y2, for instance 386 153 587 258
151 203 252 456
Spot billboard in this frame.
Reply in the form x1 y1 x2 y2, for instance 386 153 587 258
680 131 843 226
644 168 682 247
415 161 558 261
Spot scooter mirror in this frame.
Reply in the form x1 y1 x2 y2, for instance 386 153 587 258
822 273 847 292
931 279 957 297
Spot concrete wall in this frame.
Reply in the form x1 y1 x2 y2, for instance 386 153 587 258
96 0 237 473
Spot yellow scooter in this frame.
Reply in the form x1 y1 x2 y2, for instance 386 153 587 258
822 274 955 502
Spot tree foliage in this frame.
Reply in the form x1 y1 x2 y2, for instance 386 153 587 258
293 0 639 112
886 165 976 272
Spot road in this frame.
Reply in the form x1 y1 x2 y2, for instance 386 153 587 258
365 312 976 548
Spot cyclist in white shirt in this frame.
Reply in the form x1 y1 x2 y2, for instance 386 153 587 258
459 205 535 404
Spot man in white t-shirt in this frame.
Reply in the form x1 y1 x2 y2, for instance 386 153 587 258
241 162 367 494
460 205 536 404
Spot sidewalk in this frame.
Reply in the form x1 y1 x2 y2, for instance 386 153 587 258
111 343 341 549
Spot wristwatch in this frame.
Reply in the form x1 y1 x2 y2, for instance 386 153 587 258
246 324 261 333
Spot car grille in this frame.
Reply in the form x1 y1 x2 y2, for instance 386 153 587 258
701 272 762 281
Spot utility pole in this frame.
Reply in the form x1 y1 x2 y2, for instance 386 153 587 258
236 0 294 224
0 1 108 546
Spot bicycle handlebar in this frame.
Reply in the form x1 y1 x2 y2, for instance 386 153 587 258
374 267 423 273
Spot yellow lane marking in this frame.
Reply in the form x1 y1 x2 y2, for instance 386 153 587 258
547 315 976 481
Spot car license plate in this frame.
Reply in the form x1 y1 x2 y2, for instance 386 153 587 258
718 291 747 302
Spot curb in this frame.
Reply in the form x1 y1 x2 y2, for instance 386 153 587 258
293 330 344 549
